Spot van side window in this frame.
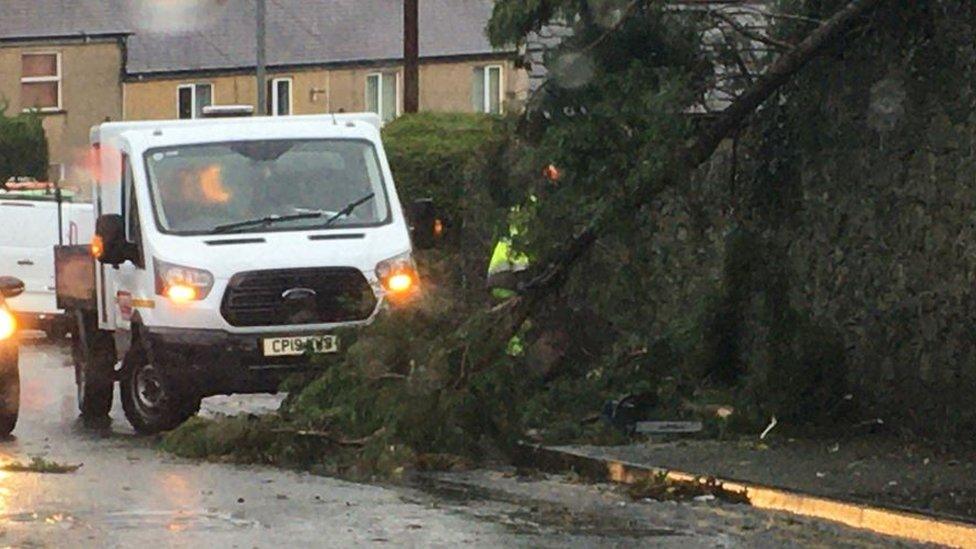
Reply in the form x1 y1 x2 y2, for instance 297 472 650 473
122 155 145 269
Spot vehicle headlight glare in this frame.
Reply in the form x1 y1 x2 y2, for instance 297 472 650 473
375 253 419 296
0 309 15 341
154 258 214 302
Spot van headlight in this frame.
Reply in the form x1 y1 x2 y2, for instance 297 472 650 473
0 306 15 341
154 258 214 303
375 253 419 297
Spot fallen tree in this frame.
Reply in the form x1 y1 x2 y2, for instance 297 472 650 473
468 0 887 379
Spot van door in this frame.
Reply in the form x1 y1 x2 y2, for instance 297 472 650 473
0 199 59 315
113 153 147 335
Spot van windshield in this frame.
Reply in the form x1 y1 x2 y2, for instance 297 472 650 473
144 139 390 234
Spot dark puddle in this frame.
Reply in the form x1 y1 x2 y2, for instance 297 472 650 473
409 475 682 540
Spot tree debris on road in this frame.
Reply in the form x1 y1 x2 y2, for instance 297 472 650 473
627 472 749 505
1 456 82 474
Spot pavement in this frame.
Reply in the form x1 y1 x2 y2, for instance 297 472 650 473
0 336 915 547
564 438 976 521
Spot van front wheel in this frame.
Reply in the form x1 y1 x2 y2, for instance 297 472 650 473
120 338 199 434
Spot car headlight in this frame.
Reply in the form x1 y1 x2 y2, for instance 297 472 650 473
375 252 419 297
0 307 15 341
154 258 214 303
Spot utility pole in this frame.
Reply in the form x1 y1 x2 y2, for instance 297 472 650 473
256 0 268 115
403 0 419 113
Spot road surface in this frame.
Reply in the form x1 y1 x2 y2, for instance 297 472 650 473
0 337 909 547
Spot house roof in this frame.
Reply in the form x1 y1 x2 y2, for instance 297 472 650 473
0 0 507 76
0 0 131 41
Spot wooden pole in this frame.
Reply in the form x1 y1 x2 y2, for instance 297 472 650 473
404 0 420 113
256 0 268 115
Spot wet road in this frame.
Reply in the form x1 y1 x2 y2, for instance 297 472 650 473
0 338 906 548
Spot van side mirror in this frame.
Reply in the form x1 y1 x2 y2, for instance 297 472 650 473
0 277 24 299
408 198 443 250
94 214 135 266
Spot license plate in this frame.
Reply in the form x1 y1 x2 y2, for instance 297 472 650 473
263 335 339 357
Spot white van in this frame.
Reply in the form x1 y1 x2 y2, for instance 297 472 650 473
0 187 94 338
58 113 438 433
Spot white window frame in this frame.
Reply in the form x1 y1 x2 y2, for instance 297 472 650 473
20 52 62 112
176 83 214 119
271 77 293 116
476 65 504 115
365 71 401 123
177 84 193 119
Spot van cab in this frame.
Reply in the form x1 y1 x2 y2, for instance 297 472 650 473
60 114 435 433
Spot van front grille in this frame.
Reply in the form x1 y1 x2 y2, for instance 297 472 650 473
221 268 377 327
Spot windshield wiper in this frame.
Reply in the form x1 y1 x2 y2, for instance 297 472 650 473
321 193 376 228
211 193 376 233
212 212 324 234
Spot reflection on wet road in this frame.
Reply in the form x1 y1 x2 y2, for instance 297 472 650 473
0 338 514 547
0 338 904 548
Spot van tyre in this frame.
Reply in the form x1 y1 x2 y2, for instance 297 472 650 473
72 311 115 419
120 337 200 434
0 344 19 437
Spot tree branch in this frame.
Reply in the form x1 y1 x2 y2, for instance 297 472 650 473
523 0 884 300
273 427 387 447
723 7 824 25
708 9 794 51
685 0 882 170
719 29 756 84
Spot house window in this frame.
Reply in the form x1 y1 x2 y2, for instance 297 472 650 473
177 83 213 119
365 72 399 124
21 53 61 111
269 77 293 116
472 65 503 115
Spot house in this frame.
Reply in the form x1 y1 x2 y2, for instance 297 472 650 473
122 1 527 122
0 0 526 183
0 1 129 182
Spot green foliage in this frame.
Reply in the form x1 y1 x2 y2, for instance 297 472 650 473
162 415 287 463
161 414 335 469
382 113 512 285
0 102 48 184
382 112 506 222
487 0 565 47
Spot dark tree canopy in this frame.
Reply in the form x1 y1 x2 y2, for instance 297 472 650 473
0 102 49 184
